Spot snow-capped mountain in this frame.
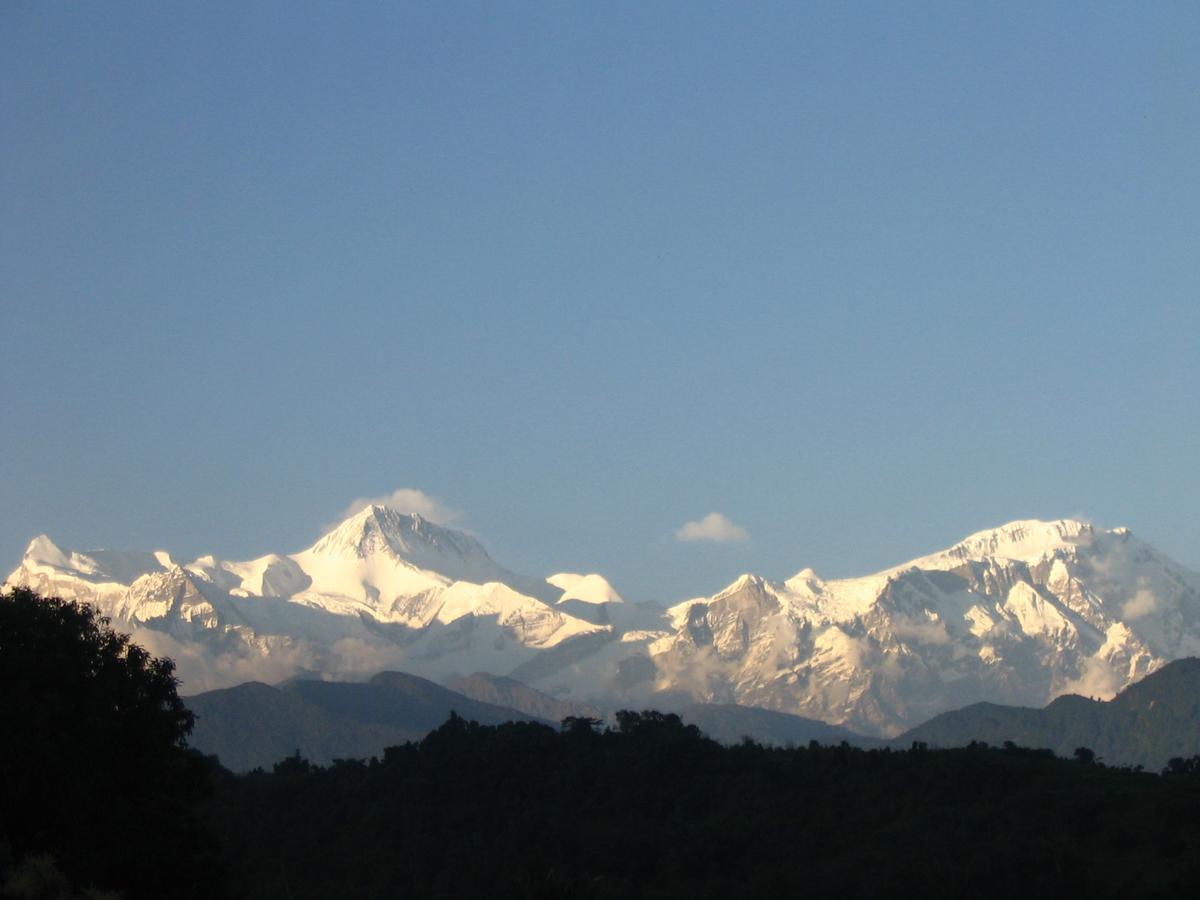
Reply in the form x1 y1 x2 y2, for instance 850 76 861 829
7 505 615 691
7 514 1200 736
649 519 1200 734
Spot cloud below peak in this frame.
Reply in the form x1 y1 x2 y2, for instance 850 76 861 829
675 512 750 543
341 488 460 526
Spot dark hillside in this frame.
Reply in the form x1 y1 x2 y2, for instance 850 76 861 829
187 671 548 771
900 657 1200 768
678 702 882 748
444 671 602 720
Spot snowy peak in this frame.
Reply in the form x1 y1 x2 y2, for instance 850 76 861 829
307 505 489 565
768 520 1098 612
547 573 625 605
25 534 68 567
298 504 539 593
652 517 1200 735
905 518 1095 570
5 506 611 691
17 535 170 587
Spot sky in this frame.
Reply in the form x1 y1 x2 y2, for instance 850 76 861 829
2 1 1199 604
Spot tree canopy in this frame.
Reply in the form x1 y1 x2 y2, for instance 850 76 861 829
209 711 1200 899
0 587 222 898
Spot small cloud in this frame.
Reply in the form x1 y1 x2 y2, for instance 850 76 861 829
1121 588 1158 621
675 512 750 543
892 617 951 645
340 488 460 525
1055 657 1121 701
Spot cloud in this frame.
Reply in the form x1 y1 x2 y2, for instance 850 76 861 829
327 637 410 680
1055 656 1122 701
1121 588 1159 620
133 629 420 696
340 488 459 525
131 628 319 695
674 512 750 543
892 617 952 645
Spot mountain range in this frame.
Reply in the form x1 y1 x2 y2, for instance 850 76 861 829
9 509 1200 736
185 669 878 771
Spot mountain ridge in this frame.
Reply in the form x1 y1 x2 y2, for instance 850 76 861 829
8 512 1200 735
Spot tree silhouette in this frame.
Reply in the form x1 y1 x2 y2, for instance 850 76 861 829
1164 755 1200 776
0 587 222 898
560 716 602 736
613 709 701 739
205 710 1200 899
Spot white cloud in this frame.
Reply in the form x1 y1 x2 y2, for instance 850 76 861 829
1121 588 1159 620
892 617 952 645
1055 656 1122 701
133 629 419 696
327 637 409 680
131 628 319 695
674 512 749 543
340 488 459 525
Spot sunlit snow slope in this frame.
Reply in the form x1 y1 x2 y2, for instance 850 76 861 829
651 520 1200 734
7 505 611 692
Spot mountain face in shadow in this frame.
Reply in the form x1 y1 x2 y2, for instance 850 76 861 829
186 671 550 772
899 657 1200 769
678 703 882 749
443 672 602 721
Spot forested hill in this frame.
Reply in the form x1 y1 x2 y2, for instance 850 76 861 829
899 657 1200 769
186 671 551 771
206 712 1200 900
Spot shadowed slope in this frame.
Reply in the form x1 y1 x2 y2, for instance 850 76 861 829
187 671 549 771
900 657 1200 768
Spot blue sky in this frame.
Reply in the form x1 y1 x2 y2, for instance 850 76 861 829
3 2 1198 602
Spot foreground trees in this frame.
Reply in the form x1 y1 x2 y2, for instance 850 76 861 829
211 711 1200 899
0 588 222 898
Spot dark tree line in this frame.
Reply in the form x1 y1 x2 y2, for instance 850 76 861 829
209 710 1200 899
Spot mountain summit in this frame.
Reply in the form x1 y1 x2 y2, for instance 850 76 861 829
294 504 551 605
650 518 1200 734
308 506 490 569
901 518 1095 570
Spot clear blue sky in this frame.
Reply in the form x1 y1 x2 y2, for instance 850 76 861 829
3 1 1198 603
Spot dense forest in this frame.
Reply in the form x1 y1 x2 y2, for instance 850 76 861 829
206 714 1200 900
5 587 1200 899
